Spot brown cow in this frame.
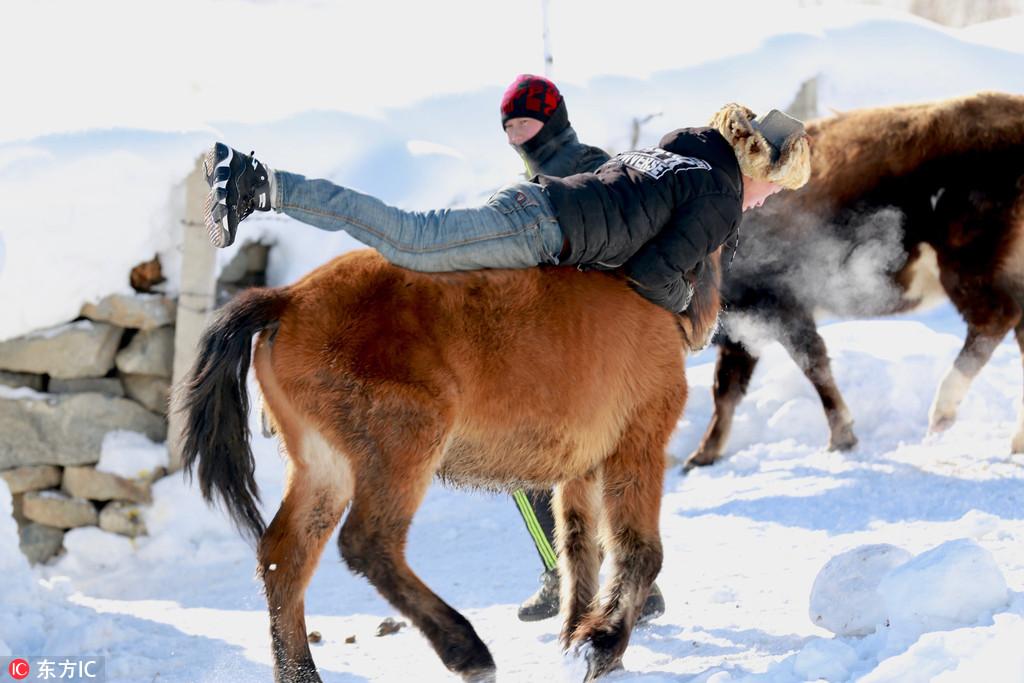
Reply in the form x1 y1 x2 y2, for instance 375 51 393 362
176 251 720 682
687 91 1024 469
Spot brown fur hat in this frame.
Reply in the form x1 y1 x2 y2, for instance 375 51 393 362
710 103 811 190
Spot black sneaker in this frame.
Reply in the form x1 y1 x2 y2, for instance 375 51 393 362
517 569 560 622
202 142 271 248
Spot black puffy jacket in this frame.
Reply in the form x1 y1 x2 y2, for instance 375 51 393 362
515 100 609 177
538 127 743 312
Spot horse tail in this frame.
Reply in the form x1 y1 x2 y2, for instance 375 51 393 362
176 286 290 543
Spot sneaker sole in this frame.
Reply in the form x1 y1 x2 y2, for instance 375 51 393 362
202 143 234 248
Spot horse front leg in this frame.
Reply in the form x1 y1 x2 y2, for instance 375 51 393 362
570 416 669 680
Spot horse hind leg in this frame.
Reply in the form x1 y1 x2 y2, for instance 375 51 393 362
254 336 353 682
552 473 602 648
258 427 354 683
337 406 495 682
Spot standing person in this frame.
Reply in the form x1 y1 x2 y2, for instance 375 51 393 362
499 74 666 623
501 73 609 178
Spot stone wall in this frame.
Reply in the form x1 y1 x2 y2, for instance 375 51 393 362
0 293 173 562
1 240 271 564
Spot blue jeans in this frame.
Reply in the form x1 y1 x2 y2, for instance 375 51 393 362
273 171 564 271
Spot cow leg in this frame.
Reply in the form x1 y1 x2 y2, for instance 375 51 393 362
552 473 601 647
775 310 857 451
928 330 1005 433
928 281 1019 434
686 339 759 470
1013 322 1024 453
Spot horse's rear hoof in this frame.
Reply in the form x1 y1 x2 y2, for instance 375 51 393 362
275 662 323 683
682 450 719 473
448 643 496 682
461 666 497 682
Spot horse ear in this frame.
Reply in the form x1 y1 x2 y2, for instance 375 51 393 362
677 250 722 352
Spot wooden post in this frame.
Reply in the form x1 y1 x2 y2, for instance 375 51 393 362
166 156 218 472
786 75 819 122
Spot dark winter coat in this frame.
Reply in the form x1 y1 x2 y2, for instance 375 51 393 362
515 100 610 177
538 127 744 312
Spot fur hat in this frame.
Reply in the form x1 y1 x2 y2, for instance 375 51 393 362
710 104 811 190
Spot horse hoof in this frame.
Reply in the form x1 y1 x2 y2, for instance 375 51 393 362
462 667 497 683
276 662 323 683
682 450 719 473
583 646 624 681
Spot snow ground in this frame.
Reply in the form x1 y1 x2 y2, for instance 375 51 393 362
3 308 1024 682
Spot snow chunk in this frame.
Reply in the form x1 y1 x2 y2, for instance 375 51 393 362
810 544 913 636
879 539 1009 632
793 638 859 682
97 431 168 479
25 319 97 340
0 481 44 656
858 613 1024 683
61 527 134 569
0 384 47 400
0 485 31 583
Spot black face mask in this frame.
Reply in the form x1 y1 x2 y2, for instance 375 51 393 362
519 100 570 156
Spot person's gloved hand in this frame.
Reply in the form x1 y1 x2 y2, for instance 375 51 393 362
626 273 694 313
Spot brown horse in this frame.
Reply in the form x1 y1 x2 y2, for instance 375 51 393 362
688 91 1024 469
176 250 720 681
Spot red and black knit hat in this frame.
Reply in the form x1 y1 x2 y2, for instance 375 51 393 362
500 74 563 127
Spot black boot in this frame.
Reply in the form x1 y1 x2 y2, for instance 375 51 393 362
517 569 560 622
517 570 665 624
638 582 665 624
202 142 271 248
